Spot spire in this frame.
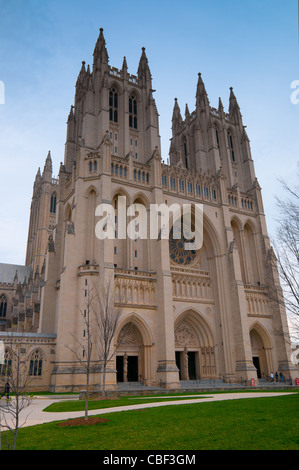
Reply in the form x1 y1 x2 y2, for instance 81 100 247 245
137 47 151 84
185 103 190 121
66 105 76 142
75 61 89 98
35 167 41 181
122 56 128 72
33 167 41 195
42 151 52 180
44 151 52 171
196 73 209 111
93 28 109 71
77 61 86 82
229 87 238 111
218 97 224 113
172 98 182 131
229 87 243 123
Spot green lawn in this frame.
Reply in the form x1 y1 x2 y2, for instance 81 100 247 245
7 393 299 450
43 394 210 413
43 389 296 413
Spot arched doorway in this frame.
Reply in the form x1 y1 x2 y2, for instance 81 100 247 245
116 321 144 383
250 326 271 379
174 310 216 380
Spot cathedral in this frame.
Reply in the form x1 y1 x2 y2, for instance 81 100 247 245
0 29 297 391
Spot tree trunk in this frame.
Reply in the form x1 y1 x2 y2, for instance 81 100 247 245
102 364 106 397
85 371 90 420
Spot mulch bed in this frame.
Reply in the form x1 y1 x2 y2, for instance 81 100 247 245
58 416 110 427
56 397 119 427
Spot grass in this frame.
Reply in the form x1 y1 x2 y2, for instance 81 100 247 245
43 389 297 413
5 393 299 450
43 394 210 413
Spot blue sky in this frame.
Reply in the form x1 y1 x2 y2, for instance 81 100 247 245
0 0 298 264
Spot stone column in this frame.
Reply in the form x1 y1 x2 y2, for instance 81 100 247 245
124 353 128 382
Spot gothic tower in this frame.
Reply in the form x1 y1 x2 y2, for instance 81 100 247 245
26 151 58 275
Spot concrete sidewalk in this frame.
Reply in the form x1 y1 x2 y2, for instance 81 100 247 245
0 392 295 429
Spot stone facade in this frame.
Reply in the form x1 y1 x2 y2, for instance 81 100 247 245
0 29 297 391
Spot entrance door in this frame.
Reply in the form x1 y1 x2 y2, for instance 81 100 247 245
116 356 124 382
127 356 138 382
253 356 261 379
188 352 196 380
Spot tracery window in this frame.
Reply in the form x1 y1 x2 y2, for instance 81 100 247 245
129 95 138 129
169 223 197 266
29 349 43 377
0 348 12 376
50 193 57 214
184 137 188 168
215 129 220 148
0 294 7 317
228 131 235 162
109 88 118 123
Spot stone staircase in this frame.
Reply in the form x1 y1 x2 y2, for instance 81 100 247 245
116 378 297 393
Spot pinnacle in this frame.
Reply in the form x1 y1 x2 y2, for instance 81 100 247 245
42 151 53 176
93 27 109 64
122 56 128 70
98 27 105 41
138 46 151 80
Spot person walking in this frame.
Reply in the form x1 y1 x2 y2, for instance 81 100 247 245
270 372 274 382
275 371 279 382
0 381 10 400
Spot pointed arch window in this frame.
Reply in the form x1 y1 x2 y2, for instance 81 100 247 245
0 348 12 376
129 95 138 129
183 137 188 168
29 349 43 376
0 294 7 318
215 129 220 148
228 131 235 162
50 193 57 214
109 87 118 123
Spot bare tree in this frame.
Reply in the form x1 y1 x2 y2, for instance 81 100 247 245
92 280 124 397
271 165 299 342
0 335 33 450
65 287 98 420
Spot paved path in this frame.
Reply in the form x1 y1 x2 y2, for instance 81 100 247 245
0 392 295 429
